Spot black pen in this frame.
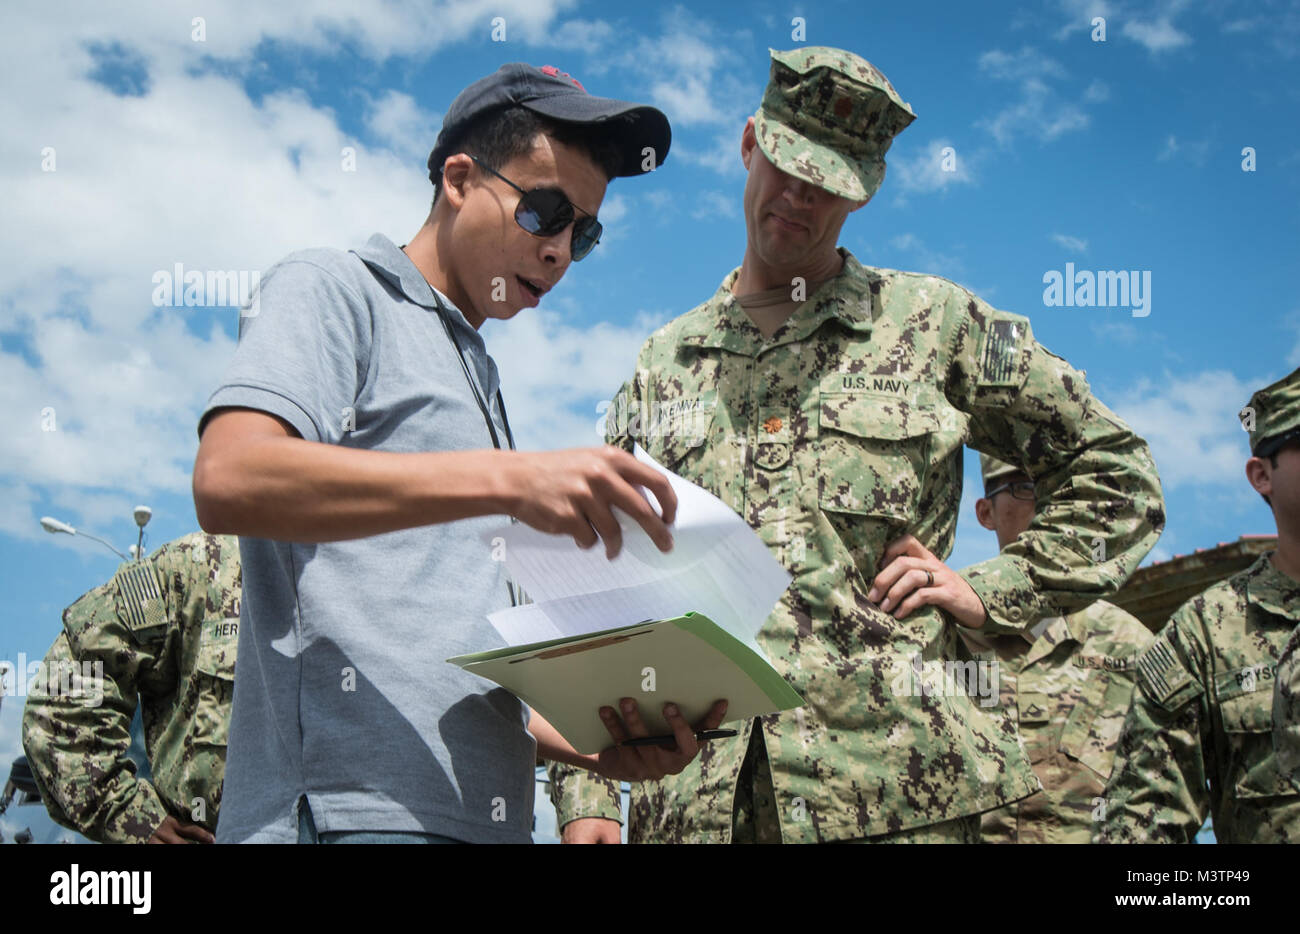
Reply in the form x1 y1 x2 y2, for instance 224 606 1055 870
621 729 738 747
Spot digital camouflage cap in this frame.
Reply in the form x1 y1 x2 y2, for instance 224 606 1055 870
754 46 916 201
1244 367 1300 457
980 453 1022 487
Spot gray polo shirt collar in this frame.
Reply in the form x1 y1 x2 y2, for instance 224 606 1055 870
351 232 503 406
351 232 483 344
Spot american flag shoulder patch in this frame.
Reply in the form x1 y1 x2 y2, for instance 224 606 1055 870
979 317 1024 386
1136 632 1200 709
114 564 167 633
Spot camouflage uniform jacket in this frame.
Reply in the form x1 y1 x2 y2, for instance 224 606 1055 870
1096 554 1300 843
1276 622 1300 789
550 251 1164 842
22 533 240 843
965 600 1151 843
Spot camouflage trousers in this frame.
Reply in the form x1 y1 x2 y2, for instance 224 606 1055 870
731 727 981 844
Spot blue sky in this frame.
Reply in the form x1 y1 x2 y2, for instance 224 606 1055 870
1 0 1296 842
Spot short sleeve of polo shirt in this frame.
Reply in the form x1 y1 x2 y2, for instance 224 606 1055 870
199 256 372 444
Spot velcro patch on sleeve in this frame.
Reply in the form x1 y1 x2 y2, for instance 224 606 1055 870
1136 632 1203 711
113 563 167 634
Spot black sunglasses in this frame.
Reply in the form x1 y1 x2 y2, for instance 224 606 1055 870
468 155 602 261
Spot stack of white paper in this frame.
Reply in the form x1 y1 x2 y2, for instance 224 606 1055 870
484 446 792 653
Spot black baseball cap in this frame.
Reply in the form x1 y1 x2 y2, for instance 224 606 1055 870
427 63 671 183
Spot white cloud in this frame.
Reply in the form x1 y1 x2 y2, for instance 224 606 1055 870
5 0 577 73
1050 233 1089 252
610 8 758 176
1156 133 1211 165
0 3 590 541
690 190 738 221
675 127 746 177
1222 18 1259 33
979 78 1089 146
597 193 630 227
365 90 440 162
1084 79 1110 102
628 186 698 229
1122 16 1192 53
482 307 667 451
650 75 729 127
1051 0 1116 40
1280 309 1300 367
583 193 631 248
882 233 965 279
1089 320 1141 345
1110 370 1256 491
547 17 617 52
889 138 975 194
976 49 1091 147
977 47 1067 82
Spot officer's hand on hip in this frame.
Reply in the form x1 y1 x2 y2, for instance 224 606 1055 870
561 817 622 844
869 534 988 629
594 698 728 782
503 447 677 559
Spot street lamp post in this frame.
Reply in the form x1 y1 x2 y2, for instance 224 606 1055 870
132 506 152 562
38 506 152 562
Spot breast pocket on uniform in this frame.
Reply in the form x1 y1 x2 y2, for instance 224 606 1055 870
191 621 238 748
1058 671 1135 783
1215 667 1299 800
816 392 938 565
644 392 718 478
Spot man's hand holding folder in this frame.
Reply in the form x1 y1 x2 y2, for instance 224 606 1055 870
530 699 729 782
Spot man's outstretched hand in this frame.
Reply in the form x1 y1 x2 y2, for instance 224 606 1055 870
594 698 729 783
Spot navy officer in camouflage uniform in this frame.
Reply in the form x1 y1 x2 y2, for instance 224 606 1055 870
549 46 1164 844
22 532 239 843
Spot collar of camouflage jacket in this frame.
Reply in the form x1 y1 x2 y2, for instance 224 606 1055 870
1245 552 1300 620
1015 612 1087 668
677 247 876 353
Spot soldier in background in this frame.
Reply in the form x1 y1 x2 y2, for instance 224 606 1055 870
1097 368 1300 842
22 532 239 843
549 46 1163 844
961 455 1152 843
1276 625 1300 790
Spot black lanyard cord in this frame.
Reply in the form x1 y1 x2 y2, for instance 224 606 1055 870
430 293 524 608
432 297 516 453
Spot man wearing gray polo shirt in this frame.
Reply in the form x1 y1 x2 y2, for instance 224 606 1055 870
194 64 726 844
